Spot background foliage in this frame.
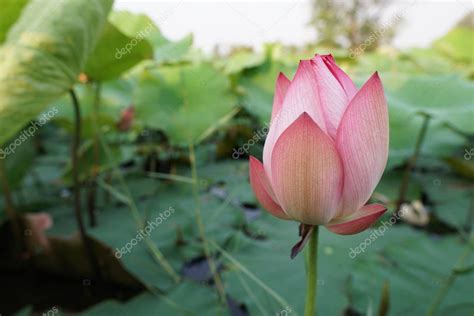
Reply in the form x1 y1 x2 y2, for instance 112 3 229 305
0 1 473 315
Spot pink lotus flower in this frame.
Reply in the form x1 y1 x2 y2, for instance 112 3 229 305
249 54 389 235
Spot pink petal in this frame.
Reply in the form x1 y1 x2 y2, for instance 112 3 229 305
320 55 357 99
326 203 387 235
270 72 291 123
270 113 343 225
336 73 389 217
249 156 289 220
312 55 353 139
264 60 327 177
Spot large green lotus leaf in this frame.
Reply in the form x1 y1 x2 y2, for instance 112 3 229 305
134 63 237 145
384 74 474 134
381 73 470 168
2 130 36 189
201 160 472 314
414 169 473 229
222 214 473 315
355 51 429 76
84 21 153 81
433 27 474 63
217 50 266 75
386 96 466 169
221 222 350 316
109 11 160 40
109 10 193 64
196 160 256 204
154 34 194 64
81 282 225 316
0 0 113 146
46 172 243 291
350 232 474 315
0 0 29 43
402 48 465 76
353 49 460 77
374 171 422 204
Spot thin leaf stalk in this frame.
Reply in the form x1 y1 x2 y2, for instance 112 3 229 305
188 142 227 304
97 137 180 283
69 88 102 280
395 114 431 214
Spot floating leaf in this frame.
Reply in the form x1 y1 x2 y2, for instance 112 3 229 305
385 74 473 134
134 63 237 145
83 282 223 316
382 74 470 167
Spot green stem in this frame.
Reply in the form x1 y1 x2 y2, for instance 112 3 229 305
211 240 293 313
0 159 24 253
69 89 102 280
97 138 180 283
0 159 16 218
188 142 227 304
87 81 101 227
304 226 319 316
396 114 430 213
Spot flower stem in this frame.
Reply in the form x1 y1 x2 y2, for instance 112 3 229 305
304 225 319 316
69 89 102 281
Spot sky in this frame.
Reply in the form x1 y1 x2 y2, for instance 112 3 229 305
114 0 472 53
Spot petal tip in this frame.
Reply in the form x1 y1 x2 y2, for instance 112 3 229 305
326 204 387 235
276 72 290 87
369 71 382 86
277 72 288 80
292 112 318 130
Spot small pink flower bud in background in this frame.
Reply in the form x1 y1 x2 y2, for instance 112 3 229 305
24 212 53 254
117 105 135 132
